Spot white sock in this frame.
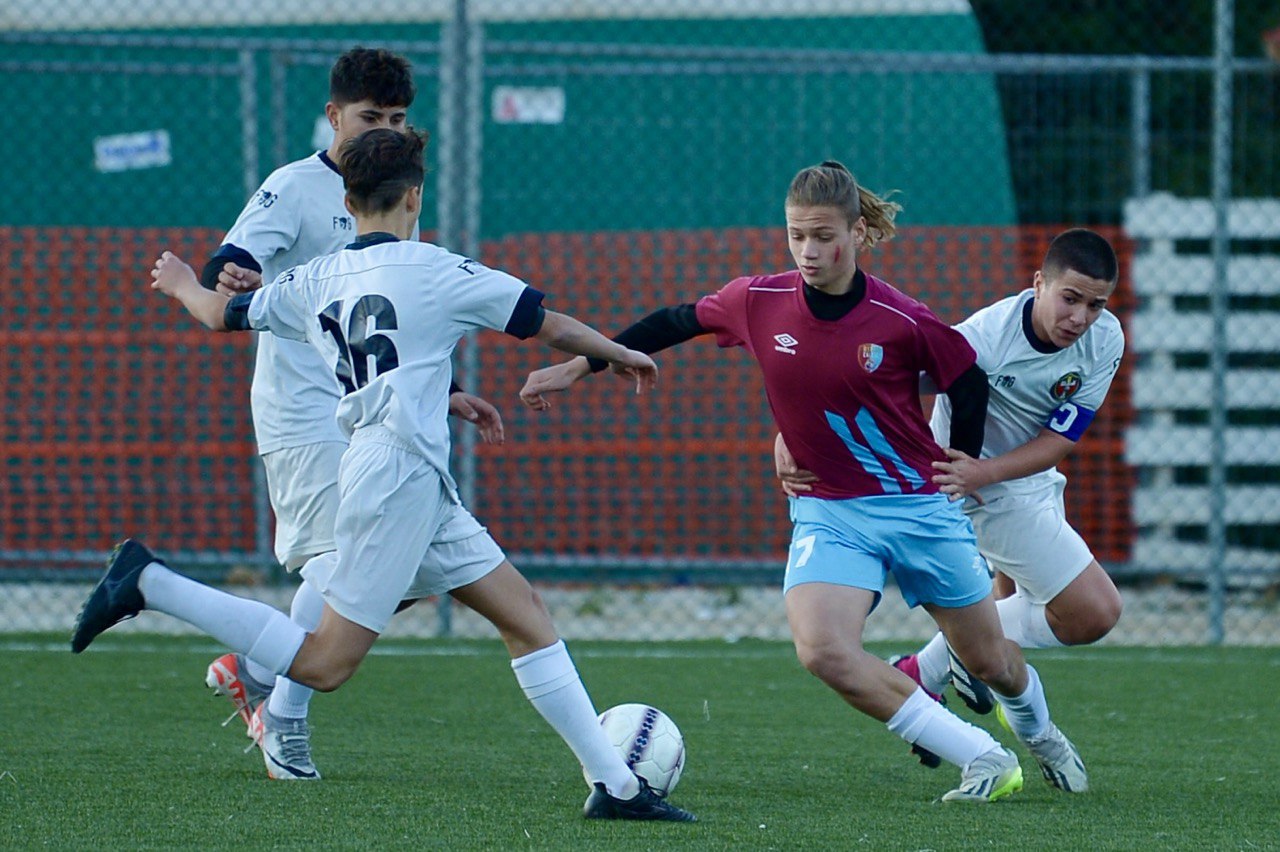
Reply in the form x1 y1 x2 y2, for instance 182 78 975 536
915 633 951 694
886 688 1002 768
267 580 325 720
138 563 305 676
993 665 1050 741
996 593 1065 648
511 640 640 799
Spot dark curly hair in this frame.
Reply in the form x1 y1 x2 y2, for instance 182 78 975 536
330 47 415 108
340 127 428 214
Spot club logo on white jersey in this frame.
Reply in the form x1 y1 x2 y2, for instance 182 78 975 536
1051 371 1082 400
858 343 884 373
774 333 798 355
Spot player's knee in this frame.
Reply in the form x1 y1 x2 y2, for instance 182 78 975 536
958 643 1020 689
1060 592 1123 645
288 649 361 692
304 661 358 693
793 641 833 680
793 641 856 687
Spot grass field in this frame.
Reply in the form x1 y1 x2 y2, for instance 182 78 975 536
3 635 1276 850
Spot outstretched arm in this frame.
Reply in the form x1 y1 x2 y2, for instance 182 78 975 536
520 304 705 410
151 252 233 332
530 310 658 398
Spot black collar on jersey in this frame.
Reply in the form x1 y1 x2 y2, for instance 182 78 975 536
803 268 867 321
318 149 341 175
346 231 400 251
1021 296 1063 353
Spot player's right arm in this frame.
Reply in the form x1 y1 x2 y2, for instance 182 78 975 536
151 252 233 331
931 429 1074 498
523 310 659 406
520 304 706 409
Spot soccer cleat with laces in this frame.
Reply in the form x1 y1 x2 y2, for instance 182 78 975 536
940 747 1023 803
946 644 996 715
582 777 697 822
249 704 320 780
71 539 156 653
1020 721 1088 793
889 654 943 769
206 653 272 735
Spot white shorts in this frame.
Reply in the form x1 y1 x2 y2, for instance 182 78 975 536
966 479 1094 605
300 427 505 633
262 442 346 570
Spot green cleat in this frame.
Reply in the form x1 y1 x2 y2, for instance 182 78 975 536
941 747 1023 803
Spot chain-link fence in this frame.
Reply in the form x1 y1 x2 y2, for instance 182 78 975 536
2 1 1278 644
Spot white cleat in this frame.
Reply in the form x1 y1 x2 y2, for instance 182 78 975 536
1022 722 1088 793
940 747 1023 803
249 704 321 781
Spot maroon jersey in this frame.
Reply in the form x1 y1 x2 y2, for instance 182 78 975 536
695 270 976 500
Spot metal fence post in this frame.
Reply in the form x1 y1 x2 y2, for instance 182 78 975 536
1207 0 1235 643
435 0 473 638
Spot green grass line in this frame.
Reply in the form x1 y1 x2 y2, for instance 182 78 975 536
3 636 1276 850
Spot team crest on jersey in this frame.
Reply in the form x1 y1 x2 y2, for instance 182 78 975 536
858 343 884 373
1051 372 1082 400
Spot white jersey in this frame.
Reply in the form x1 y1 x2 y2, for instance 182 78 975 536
223 152 352 452
246 234 542 496
931 288 1124 501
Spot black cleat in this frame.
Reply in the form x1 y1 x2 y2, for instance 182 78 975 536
70 539 157 653
911 743 943 769
947 644 996 715
889 654 944 769
583 778 697 822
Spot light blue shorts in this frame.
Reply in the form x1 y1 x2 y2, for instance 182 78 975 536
783 494 992 609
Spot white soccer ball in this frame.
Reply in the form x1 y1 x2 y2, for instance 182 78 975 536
587 703 686 796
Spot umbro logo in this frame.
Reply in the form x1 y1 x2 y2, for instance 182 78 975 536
774 333 798 355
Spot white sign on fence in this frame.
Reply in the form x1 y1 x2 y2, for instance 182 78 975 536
492 86 565 125
93 130 172 173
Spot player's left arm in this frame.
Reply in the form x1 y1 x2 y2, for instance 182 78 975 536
932 429 1075 498
940 363 989 459
933 326 1123 498
448 388 504 445
520 304 704 409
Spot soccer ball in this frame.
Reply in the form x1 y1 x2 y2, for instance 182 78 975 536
586 703 686 796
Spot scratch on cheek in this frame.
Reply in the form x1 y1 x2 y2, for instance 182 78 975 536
834 247 841 263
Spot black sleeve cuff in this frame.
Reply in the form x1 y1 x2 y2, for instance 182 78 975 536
504 287 546 339
449 380 463 395
224 293 255 331
944 364 989 457
586 304 704 373
200 244 262 291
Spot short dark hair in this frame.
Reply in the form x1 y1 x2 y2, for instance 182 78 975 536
340 128 427 214
1043 228 1119 286
329 47 415 108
